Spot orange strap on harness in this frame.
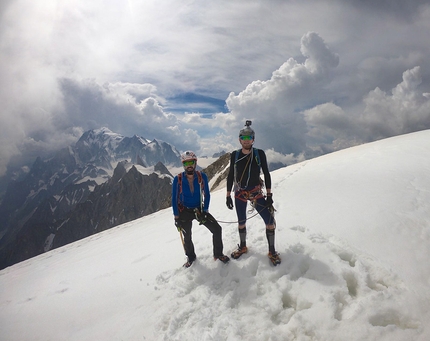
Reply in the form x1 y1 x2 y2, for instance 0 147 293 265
235 185 263 202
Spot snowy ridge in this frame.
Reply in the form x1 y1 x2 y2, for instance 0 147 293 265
75 127 181 169
1 131 430 340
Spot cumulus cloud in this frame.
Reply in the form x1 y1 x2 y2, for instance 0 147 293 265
223 32 430 161
265 149 306 167
301 66 430 154
225 32 339 155
361 66 430 140
59 78 206 152
301 32 340 74
302 102 360 154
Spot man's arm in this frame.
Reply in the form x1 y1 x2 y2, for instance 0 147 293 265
259 150 272 191
202 172 210 211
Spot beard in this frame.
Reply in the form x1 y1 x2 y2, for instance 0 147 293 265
185 167 195 175
242 143 253 151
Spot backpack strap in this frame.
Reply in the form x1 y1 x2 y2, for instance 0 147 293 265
177 172 184 212
196 171 204 192
234 148 261 167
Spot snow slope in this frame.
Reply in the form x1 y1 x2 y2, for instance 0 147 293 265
1 131 430 341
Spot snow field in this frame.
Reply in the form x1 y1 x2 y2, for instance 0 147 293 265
1 130 430 340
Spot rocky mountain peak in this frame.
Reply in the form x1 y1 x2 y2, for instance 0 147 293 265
0 128 181 270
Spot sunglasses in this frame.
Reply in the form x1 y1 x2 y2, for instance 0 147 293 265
183 160 196 167
240 135 254 141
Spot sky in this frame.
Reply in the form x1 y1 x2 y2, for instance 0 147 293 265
1 0 430 176
1 130 429 340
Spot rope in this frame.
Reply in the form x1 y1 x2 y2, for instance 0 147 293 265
236 149 253 189
216 200 275 224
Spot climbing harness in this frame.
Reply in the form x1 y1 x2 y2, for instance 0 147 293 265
176 171 204 213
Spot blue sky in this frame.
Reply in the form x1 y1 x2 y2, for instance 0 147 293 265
165 93 227 114
1 0 430 175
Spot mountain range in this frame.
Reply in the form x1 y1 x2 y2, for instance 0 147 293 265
0 128 183 269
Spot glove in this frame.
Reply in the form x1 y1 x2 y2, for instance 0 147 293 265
174 218 182 231
226 196 234 210
198 211 208 225
266 193 273 207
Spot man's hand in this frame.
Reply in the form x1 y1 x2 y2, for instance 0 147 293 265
266 193 274 207
196 210 209 225
226 196 234 210
174 218 182 231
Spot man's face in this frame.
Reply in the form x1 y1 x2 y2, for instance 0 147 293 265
239 135 254 150
183 160 196 173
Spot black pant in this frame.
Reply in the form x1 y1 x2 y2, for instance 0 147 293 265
178 208 224 260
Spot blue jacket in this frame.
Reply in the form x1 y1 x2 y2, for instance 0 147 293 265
172 171 210 216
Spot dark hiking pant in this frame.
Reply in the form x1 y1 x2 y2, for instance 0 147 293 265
177 207 224 260
235 195 275 226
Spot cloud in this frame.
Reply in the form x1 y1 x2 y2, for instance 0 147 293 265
264 149 306 167
302 102 360 154
301 32 340 74
2 1 430 177
59 78 203 152
225 32 339 155
349 0 430 21
361 66 430 140
223 32 430 160
301 66 430 154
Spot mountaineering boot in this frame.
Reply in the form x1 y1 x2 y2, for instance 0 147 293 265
214 255 230 264
183 257 196 268
268 251 281 266
231 244 248 259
